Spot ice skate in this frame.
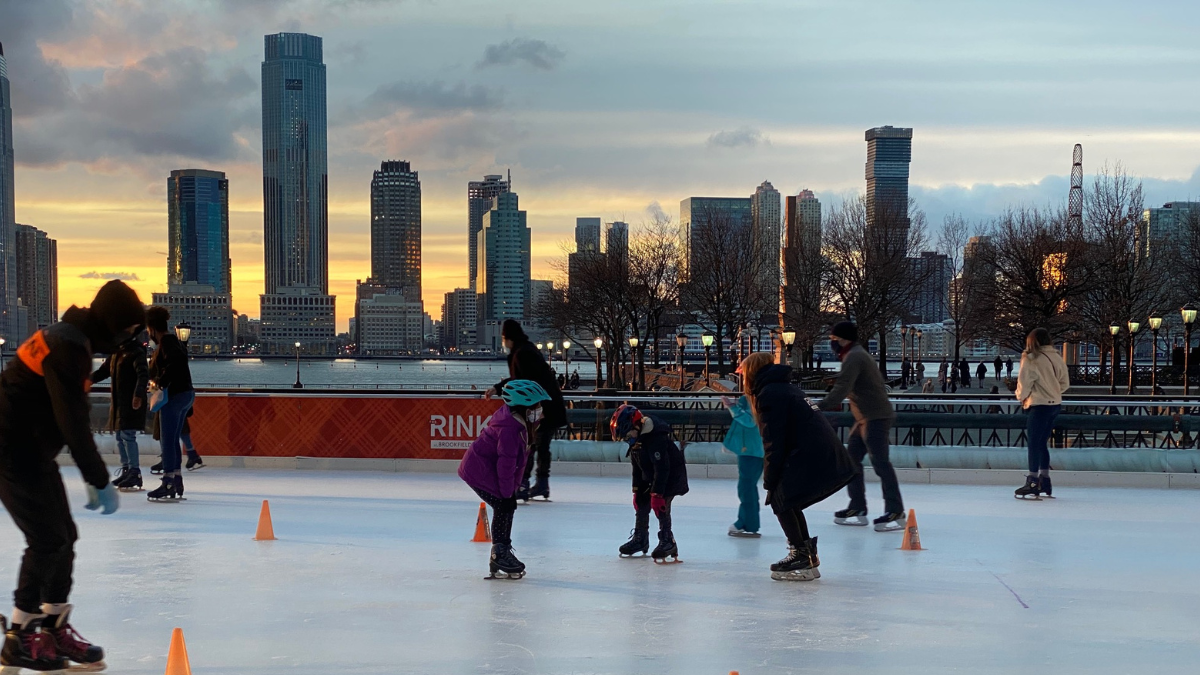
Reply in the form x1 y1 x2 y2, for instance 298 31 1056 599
1015 474 1043 500
771 537 821 582
526 479 550 502
0 615 67 674
185 455 205 471
1039 475 1054 498
485 545 526 580
149 461 163 475
114 468 142 492
873 512 906 532
514 481 531 502
147 474 185 502
651 532 681 564
43 607 104 672
111 466 130 486
833 508 869 526
727 524 761 538
619 528 650 557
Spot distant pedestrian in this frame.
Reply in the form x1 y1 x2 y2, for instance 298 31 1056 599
815 354 823 370
901 358 911 387
994 355 1003 381
1005 357 1014 379
91 336 149 491
959 358 971 388
570 370 580 390
1014 328 1070 500
976 362 987 383
937 360 948 393
916 361 926 381
921 379 935 394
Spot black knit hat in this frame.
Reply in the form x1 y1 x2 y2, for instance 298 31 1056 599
830 320 858 343
91 280 146 335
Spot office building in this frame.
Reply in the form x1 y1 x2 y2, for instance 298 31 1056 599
569 217 604 291
0 42 16 341
865 126 913 238
1142 202 1200 262
152 285 234 354
259 32 335 354
168 169 231 294
468 173 510 291
527 278 555 328
679 197 751 275
356 290 424 355
477 192 531 326
13 224 57 338
605 221 629 262
442 288 477 350
782 190 821 318
751 180 782 303
908 251 952 324
370 160 421 301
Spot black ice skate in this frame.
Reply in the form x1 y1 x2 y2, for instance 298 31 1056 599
526 479 550 502
43 606 105 672
186 455 205 471
0 615 67 673
1015 474 1042 500
651 532 681 564
150 461 164 475
873 512 907 532
115 468 143 492
147 474 185 502
514 481 531 502
833 508 869 526
1040 475 1054 498
618 529 650 557
771 537 820 582
486 545 526 580
112 466 130 486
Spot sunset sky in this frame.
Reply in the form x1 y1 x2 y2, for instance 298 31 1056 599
3 0 1200 332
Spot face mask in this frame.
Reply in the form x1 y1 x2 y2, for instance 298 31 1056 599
829 339 842 353
526 407 544 424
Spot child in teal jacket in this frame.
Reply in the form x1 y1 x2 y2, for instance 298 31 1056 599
722 394 764 537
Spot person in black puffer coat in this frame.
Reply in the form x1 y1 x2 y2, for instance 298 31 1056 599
91 337 149 490
610 404 688 562
744 354 855 582
487 319 567 501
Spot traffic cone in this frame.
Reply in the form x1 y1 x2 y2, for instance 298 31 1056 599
472 502 491 543
254 500 276 541
900 508 922 551
165 627 192 675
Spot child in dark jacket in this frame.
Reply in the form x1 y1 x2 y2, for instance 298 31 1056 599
610 404 689 563
459 380 551 579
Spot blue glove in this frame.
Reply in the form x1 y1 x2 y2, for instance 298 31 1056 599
85 484 120 515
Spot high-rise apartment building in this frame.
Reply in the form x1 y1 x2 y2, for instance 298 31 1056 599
259 32 335 354
442 288 477 350
679 197 752 275
0 42 17 341
865 126 913 237
605 221 629 259
468 173 510 291
568 217 603 291
751 181 782 304
13 224 57 337
908 251 952 323
477 192 531 326
370 160 421 301
782 190 821 318
1142 202 1200 261
168 169 231 294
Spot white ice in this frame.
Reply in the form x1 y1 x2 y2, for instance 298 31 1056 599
1 468 1197 674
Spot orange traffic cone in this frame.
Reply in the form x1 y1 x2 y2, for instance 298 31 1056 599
472 502 491 543
900 508 922 550
165 627 192 675
254 500 276 541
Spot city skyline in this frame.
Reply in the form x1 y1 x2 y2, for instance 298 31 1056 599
5 1 1200 332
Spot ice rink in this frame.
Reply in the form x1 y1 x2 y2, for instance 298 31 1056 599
1 468 1197 675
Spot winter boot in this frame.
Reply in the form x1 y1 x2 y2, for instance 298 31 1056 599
43 605 104 670
0 615 67 672
1015 474 1042 500
650 531 680 564
115 467 143 492
771 537 821 581
487 544 526 579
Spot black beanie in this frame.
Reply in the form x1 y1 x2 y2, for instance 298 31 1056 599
830 320 858 343
91 280 146 336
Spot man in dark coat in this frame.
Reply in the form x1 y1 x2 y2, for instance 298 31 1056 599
994 355 1003 381
487 320 567 500
753 362 855 580
91 338 149 489
959 358 971 388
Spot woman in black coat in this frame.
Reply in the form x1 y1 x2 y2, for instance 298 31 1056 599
91 338 149 489
745 354 855 581
486 319 567 500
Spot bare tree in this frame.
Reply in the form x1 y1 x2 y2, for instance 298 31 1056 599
781 209 830 369
624 216 683 388
938 213 988 361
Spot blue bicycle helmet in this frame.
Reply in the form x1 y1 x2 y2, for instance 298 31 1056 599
500 380 551 408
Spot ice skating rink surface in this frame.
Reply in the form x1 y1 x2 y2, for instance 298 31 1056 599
1 468 1197 675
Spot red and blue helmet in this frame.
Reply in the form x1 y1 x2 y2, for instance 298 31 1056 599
610 404 644 442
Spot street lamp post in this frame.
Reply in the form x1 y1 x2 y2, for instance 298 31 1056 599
593 337 604 390
0 337 7 368
628 336 640 391
545 341 554 371
1149 314 1163 394
1183 305 1198 396
701 332 714 386
916 330 924 368
1127 319 1142 395
562 340 572 376
293 341 303 389
676 333 688 389
900 325 909 387
1109 324 1121 395
782 326 796 366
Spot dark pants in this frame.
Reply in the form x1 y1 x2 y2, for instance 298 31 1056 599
473 488 517 547
1026 404 1060 473
772 502 811 546
735 455 763 533
846 418 904 514
633 488 672 535
157 390 195 474
0 467 77 613
521 426 557 484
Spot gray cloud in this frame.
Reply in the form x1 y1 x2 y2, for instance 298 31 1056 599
79 271 141 281
707 127 768 149
0 0 76 116
476 38 565 71
360 80 504 119
645 201 668 221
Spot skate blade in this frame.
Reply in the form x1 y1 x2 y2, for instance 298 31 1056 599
186 465 205 472
652 557 682 565
728 531 762 538
1014 494 1042 501
874 521 905 532
147 496 187 503
834 517 868 526
117 487 144 493
619 551 649 558
66 660 106 672
772 568 821 581
485 571 526 580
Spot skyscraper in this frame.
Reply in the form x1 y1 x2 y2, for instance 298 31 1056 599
259 32 335 354
751 181 782 304
865 126 913 236
468 174 510 291
0 42 17 341
477 192 530 326
568 217 603 291
783 190 822 318
908 251 952 323
168 169 231 294
605 221 629 262
13 224 57 337
370 160 422 301
679 197 752 275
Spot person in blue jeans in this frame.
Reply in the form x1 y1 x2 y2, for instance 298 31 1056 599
1014 328 1069 499
90 338 149 491
722 356 766 538
145 307 195 502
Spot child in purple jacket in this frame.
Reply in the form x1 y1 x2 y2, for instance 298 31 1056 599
459 380 551 579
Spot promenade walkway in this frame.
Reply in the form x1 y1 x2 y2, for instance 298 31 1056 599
2 469 1195 674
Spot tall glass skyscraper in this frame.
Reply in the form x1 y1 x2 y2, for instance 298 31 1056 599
468 174 510 291
168 169 230 293
477 192 530 324
865 126 913 233
370 160 422 301
0 42 17 341
259 33 335 354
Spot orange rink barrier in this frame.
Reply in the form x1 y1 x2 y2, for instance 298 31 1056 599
189 394 504 459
